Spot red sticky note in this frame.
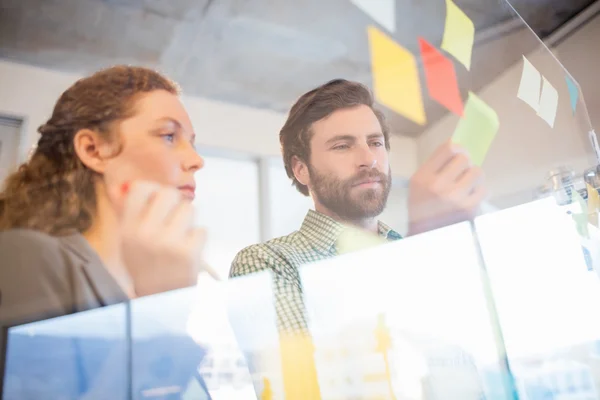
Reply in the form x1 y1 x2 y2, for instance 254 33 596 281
419 37 464 116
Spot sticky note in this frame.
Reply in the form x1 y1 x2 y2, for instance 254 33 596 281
441 0 475 70
452 92 500 166
419 37 464 116
566 75 579 115
587 183 599 227
537 77 559 128
572 190 589 238
350 0 396 33
368 26 427 125
517 56 542 112
337 226 386 255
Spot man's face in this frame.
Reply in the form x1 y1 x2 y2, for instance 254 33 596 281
302 105 392 220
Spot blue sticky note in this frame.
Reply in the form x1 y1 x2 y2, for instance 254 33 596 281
566 75 579 114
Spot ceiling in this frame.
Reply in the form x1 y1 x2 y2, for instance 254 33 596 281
0 0 596 136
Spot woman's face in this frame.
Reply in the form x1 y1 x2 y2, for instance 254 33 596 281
102 90 203 200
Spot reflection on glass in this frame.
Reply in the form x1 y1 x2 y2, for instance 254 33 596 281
3 304 128 399
475 197 600 399
226 271 283 399
301 222 510 400
130 281 258 400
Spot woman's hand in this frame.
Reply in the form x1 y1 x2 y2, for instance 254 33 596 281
118 181 218 297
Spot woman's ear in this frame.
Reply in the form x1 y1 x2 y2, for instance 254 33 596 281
291 155 310 188
73 129 112 174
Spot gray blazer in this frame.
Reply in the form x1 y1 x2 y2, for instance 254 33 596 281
0 229 128 380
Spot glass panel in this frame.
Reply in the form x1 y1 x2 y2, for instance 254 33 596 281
470 1 600 399
471 1 597 211
129 287 213 399
129 274 281 400
301 223 511 399
475 198 600 399
2 304 128 399
194 156 261 278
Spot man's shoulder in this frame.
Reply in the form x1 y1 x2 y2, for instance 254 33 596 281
230 230 308 277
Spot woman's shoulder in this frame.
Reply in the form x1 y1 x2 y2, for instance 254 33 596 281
0 228 61 247
0 229 70 274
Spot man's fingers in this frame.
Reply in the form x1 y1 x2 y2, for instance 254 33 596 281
455 165 484 195
438 152 472 183
421 141 466 175
464 184 488 216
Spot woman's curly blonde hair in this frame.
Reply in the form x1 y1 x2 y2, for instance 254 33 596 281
0 66 178 235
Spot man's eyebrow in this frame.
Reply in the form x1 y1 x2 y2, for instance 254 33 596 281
325 133 384 145
325 134 357 145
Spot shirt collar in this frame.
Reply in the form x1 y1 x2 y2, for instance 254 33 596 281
299 210 401 255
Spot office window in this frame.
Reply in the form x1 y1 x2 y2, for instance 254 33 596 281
194 156 261 278
266 158 313 239
379 184 409 237
0 116 22 186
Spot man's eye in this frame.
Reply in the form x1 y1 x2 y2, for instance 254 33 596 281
333 144 349 150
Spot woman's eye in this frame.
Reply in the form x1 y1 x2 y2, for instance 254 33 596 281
162 133 176 143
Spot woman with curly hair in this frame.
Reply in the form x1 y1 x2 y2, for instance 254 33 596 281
0 66 214 346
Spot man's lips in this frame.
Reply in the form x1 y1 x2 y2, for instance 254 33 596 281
352 178 382 188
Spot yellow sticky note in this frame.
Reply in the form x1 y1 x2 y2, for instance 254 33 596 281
368 26 426 125
452 92 499 166
337 226 387 255
441 0 475 70
587 183 600 209
587 183 599 227
280 333 322 400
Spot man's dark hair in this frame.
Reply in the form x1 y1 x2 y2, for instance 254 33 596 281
279 79 390 196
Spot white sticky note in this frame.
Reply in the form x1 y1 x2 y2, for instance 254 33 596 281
351 0 396 32
517 56 542 112
538 77 559 128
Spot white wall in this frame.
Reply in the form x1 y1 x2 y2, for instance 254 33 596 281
0 60 417 179
417 14 600 208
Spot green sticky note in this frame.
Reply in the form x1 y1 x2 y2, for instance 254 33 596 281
452 92 500 166
572 190 590 239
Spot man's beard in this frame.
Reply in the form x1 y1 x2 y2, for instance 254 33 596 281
308 164 392 221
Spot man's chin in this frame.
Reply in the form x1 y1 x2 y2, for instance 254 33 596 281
343 201 386 219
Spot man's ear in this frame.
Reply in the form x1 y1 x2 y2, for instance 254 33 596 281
73 129 113 174
291 155 310 188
